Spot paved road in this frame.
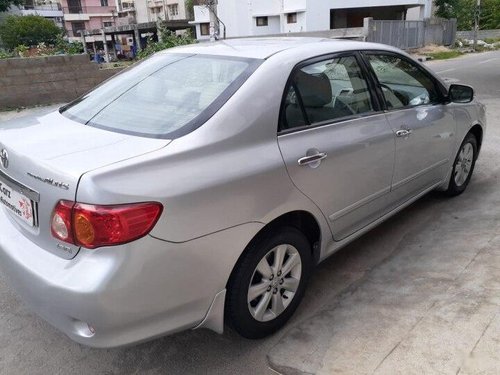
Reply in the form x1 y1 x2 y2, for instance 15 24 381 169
425 50 500 100
0 51 499 375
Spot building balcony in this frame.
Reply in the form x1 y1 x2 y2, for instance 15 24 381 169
115 15 136 26
118 6 135 14
63 6 116 15
63 6 116 21
12 4 63 18
147 0 164 9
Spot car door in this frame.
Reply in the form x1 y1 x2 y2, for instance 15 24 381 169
278 53 395 240
363 52 456 204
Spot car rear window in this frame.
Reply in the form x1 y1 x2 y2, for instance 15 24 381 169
60 53 261 138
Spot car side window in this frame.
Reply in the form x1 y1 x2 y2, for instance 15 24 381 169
281 55 374 131
366 54 440 110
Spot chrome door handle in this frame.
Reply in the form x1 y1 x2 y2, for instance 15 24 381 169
298 152 327 166
396 129 412 137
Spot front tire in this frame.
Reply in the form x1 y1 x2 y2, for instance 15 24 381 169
446 132 478 196
226 227 312 339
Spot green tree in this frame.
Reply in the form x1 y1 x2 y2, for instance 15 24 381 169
434 0 500 30
137 25 195 60
0 15 62 51
434 0 473 30
434 0 460 19
0 0 22 12
480 0 500 29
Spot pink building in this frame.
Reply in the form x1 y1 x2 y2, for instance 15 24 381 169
61 0 117 41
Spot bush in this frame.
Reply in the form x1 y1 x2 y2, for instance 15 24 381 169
0 49 14 59
0 15 62 51
136 25 195 60
14 43 28 56
54 35 84 55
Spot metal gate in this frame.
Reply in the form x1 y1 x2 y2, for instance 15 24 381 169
367 20 425 49
366 19 457 49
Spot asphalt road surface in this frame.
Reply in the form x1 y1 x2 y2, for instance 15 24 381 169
0 50 499 375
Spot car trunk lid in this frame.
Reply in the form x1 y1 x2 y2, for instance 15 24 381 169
0 110 170 259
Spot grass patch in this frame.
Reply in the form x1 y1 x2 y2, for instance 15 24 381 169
427 50 464 60
483 37 500 44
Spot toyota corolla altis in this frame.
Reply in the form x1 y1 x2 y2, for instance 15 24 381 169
0 38 485 347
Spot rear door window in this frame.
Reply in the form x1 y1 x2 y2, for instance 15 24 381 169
281 55 375 131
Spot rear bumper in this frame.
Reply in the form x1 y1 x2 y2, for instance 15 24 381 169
0 207 262 348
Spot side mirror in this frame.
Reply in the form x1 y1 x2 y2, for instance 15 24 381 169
449 84 474 103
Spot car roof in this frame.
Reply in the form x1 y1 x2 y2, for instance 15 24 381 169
165 37 399 60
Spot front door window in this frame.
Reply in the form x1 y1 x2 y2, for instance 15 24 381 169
366 54 440 110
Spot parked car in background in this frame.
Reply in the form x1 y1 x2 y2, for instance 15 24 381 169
0 38 485 347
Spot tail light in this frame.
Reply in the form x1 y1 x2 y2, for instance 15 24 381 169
51 201 163 249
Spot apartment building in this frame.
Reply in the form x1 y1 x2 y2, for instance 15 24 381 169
1 0 64 28
143 0 187 22
61 0 117 41
191 0 433 40
114 0 188 26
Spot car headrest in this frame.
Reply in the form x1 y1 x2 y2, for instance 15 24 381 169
294 71 332 107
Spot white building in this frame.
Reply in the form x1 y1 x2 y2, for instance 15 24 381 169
115 0 189 27
132 0 187 24
2 1 64 28
191 0 433 40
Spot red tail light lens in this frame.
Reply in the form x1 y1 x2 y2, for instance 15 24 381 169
51 201 163 249
51 200 74 243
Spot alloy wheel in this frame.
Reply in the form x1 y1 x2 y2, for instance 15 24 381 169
454 142 474 187
247 244 302 322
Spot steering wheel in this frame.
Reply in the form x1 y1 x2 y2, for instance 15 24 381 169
379 83 409 106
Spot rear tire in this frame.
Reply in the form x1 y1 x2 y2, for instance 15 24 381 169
446 132 478 196
226 227 312 339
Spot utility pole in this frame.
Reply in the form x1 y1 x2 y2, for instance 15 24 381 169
205 0 226 40
207 0 218 41
473 0 481 51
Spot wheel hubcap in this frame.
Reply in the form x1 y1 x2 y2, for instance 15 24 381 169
454 142 474 187
247 244 302 322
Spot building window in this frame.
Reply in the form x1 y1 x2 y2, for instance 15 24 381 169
200 23 210 36
256 16 268 27
100 0 108 6
71 21 86 36
103 21 113 27
287 13 297 23
67 0 82 13
168 4 178 16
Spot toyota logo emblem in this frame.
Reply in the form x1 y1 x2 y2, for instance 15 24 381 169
0 149 8 169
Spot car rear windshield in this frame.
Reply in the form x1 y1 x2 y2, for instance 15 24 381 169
60 53 261 138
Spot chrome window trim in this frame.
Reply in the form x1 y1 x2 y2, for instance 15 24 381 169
277 110 387 137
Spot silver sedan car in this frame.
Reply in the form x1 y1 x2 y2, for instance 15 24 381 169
0 38 485 347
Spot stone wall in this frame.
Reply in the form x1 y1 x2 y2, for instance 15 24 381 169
0 54 123 109
456 29 500 41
